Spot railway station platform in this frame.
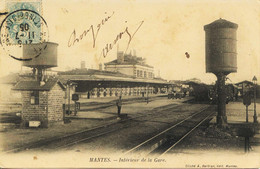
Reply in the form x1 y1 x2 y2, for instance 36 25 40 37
77 94 166 104
209 101 260 123
209 101 260 153
66 96 191 120
0 96 191 152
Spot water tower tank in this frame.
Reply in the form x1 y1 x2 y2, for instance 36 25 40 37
22 42 58 68
204 19 238 73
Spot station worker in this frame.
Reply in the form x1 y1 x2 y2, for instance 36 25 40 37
116 96 122 117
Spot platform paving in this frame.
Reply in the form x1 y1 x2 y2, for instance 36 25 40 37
71 97 189 119
78 94 166 103
0 96 189 152
210 100 260 153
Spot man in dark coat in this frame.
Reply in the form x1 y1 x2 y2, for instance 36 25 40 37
116 96 122 118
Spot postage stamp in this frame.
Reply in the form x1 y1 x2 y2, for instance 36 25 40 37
6 0 42 14
0 0 48 61
4 0 43 44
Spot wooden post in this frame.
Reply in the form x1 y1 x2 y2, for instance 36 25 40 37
74 101 77 116
245 137 250 153
68 81 71 114
246 105 248 123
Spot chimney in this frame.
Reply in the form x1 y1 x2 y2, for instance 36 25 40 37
81 61 86 69
99 63 103 70
117 51 124 64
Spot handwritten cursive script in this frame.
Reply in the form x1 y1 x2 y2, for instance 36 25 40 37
68 12 144 58
68 12 114 48
101 20 144 58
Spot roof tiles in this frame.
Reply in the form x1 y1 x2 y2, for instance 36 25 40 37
13 78 65 91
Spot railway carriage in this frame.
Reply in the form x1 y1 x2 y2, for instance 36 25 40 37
189 82 238 104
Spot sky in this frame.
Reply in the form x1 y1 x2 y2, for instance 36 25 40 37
0 0 259 84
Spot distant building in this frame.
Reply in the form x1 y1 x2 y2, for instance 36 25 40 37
187 78 202 84
235 80 253 96
104 52 154 79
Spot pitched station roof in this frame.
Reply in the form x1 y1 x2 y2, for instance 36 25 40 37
13 78 65 91
58 69 168 85
58 68 132 78
235 80 254 86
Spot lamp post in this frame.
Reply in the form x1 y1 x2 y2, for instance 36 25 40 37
146 84 149 104
66 80 77 115
67 80 71 114
253 76 258 123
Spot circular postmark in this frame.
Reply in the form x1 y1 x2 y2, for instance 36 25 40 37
0 9 49 61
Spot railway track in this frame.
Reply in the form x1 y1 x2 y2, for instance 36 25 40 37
43 105 211 152
3 100 189 153
79 96 166 111
124 106 215 156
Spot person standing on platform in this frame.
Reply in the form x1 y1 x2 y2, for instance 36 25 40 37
116 96 122 119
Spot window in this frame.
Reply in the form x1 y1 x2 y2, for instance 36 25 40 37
144 71 147 78
140 70 143 77
30 91 39 105
149 72 153 78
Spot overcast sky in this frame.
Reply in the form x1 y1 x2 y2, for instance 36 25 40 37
0 0 259 84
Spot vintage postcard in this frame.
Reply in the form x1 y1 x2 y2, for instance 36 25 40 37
0 0 260 168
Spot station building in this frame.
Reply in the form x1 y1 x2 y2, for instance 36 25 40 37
235 80 254 97
58 52 169 99
104 52 154 79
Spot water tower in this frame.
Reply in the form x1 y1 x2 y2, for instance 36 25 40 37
22 42 58 81
204 19 238 127
13 42 65 128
